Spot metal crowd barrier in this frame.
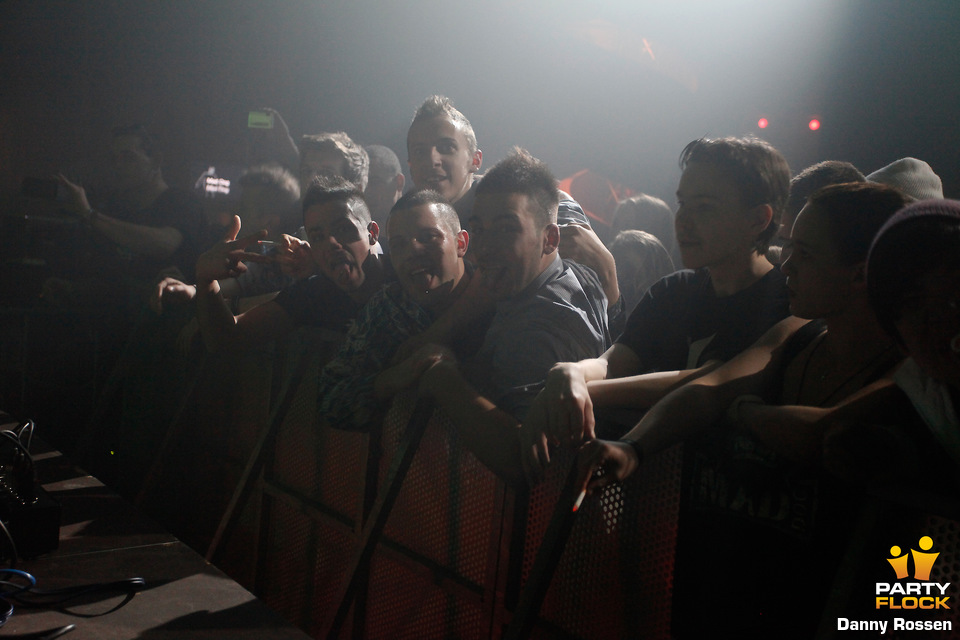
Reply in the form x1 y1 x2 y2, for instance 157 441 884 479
135 328 960 639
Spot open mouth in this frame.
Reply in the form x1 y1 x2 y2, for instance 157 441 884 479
407 265 440 290
328 254 355 278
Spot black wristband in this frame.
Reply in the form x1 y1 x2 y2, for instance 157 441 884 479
619 438 644 464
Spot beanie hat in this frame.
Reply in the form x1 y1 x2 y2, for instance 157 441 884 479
867 157 943 200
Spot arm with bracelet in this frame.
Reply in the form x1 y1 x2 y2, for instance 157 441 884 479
58 174 183 259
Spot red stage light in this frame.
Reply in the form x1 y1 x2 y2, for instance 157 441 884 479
808 118 821 131
758 118 768 129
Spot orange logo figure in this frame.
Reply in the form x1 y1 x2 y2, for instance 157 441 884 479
911 536 939 581
887 545 910 580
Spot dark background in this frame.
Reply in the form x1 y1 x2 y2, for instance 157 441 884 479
2 0 958 209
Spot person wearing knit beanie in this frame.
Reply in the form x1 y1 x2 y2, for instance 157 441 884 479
866 198 960 473
866 157 944 200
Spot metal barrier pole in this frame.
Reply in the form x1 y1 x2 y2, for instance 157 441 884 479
503 459 584 640
204 348 315 563
322 398 436 638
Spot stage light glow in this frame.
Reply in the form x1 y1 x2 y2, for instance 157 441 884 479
758 118 768 129
808 118 821 131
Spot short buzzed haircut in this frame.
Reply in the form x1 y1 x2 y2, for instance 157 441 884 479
390 189 461 235
410 95 478 155
787 160 865 217
239 163 301 228
366 144 403 183
301 175 371 227
611 193 677 251
806 182 911 266
300 132 370 191
680 136 791 253
239 163 301 205
476 148 559 228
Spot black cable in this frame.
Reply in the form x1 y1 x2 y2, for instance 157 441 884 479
17 421 34 452
0 569 34 629
8 577 146 617
0 519 20 568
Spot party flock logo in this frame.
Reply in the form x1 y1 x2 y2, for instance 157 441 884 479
838 535 952 634
876 536 949 610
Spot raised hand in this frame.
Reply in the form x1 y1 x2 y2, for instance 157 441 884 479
195 215 269 286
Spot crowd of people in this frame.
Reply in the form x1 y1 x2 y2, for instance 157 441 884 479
32 93 960 633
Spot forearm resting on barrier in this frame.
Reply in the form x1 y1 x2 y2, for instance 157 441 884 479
586 361 722 411
418 360 525 488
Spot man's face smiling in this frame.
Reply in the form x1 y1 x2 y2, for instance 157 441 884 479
407 116 481 204
388 203 467 309
303 199 375 292
470 192 556 301
674 162 760 271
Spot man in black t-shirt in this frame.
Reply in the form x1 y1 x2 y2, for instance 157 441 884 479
56 125 205 296
521 135 792 483
617 267 788 372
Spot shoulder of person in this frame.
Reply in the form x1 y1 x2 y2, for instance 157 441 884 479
561 257 601 286
643 267 704 298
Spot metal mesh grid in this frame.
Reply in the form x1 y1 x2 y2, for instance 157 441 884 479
377 392 501 586
925 514 960 631
191 346 275 464
140 346 275 553
270 329 360 508
213 484 263 589
365 551 487 639
205 330 357 591
272 417 366 520
259 496 315 628
523 445 683 640
259 496 356 637
356 392 503 636
270 358 366 520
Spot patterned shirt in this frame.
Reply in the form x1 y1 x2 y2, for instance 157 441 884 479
317 282 434 430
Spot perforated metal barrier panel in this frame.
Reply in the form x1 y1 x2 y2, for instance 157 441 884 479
522 446 683 639
253 329 362 635
143 328 960 639
363 392 503 638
